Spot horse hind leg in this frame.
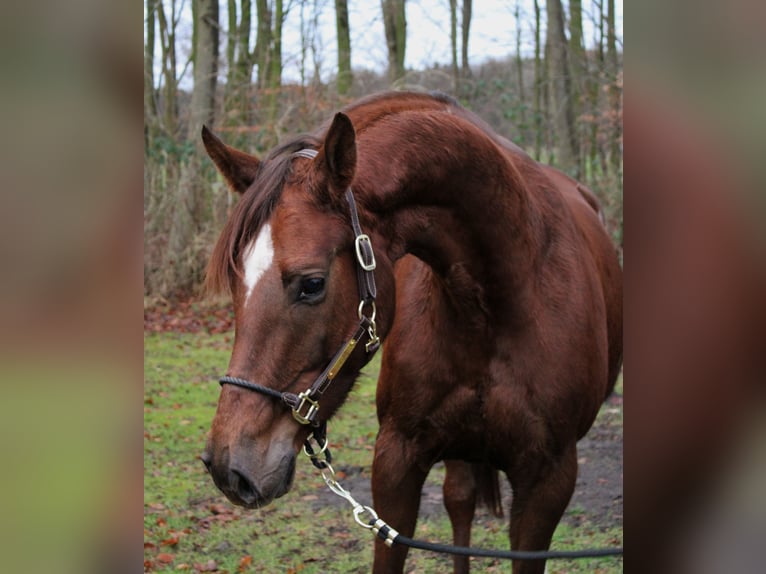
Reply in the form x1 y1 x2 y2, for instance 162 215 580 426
443 460 478 574
443 461 504 574
507 443 578 574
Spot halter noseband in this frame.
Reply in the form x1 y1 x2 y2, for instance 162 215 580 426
219 149 380 430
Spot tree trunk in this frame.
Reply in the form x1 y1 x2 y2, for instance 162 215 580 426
145 0 158 128
255 0 271 89
569 0 586 175
237 0 252 85
546 0 579 177
335 0 352 95
145 0 156 151
268 0 283 89
533 0 543 160
460 0 471 77
223 0 253 150
514 1 525 143
161 0 219 296
381 0 406 83
606 0 621 176
587 0 604 170
450 0 458 90
226 0 237 87
157 0 179 136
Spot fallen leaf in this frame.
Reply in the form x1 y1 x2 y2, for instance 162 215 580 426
209 503 230 515
161 535 180 546
237 555 252 572
157 553 175 564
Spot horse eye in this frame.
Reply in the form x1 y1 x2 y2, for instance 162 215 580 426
298 277 325 301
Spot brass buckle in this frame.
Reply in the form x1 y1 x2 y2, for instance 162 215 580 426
292 391 319 425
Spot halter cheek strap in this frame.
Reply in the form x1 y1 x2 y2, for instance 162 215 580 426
219 149 380 429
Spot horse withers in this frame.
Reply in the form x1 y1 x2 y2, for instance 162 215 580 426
200 91 623 574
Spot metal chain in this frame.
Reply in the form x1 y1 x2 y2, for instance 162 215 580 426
303 436 400 546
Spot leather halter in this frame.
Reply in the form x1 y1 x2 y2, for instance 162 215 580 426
219 148 380 431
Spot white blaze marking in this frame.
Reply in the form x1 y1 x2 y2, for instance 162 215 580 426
242 223 274 303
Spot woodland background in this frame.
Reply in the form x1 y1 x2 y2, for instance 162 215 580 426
144 0 623 298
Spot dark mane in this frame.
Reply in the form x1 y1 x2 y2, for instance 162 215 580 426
206 134 322 294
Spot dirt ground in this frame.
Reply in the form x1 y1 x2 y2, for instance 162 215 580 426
313 391 623 532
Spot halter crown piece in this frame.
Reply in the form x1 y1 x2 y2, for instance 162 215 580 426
219 148 380 446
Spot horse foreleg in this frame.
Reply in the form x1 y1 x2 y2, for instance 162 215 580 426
443 460 478 574
507 444 578 574
371 428 428 574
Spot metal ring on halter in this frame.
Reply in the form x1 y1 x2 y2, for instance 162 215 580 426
358 300 376 322
303 434 330 458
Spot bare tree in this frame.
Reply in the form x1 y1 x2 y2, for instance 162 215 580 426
145 0 158 133
335 0 352 94
449 0 472 92
533 0 544 160
381 0 406 83
586 0 605 170
255 0 272 89
159 0 220 295
269 0 285 89
546 0 579 176
224 0 254 144
450 0 458 86
606 0 621 176
515 1 526 136
156 0 181 137
461 0 472 76
569 0 586 175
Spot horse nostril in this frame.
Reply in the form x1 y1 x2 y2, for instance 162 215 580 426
200 451 213 472
230 468 261 505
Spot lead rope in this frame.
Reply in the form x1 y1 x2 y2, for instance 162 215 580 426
303 434 623 561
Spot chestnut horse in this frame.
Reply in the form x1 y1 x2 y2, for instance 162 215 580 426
200 91 623 574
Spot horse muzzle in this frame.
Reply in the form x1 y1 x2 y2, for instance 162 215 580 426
201 444 297 509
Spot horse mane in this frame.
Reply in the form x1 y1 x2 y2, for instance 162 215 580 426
205 134 322 294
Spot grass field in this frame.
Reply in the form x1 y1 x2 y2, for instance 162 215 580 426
144 331 622 573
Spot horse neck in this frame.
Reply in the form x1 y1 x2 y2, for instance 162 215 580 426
355 113 546 310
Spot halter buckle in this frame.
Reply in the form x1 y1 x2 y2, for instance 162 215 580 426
354 234 376 271
292 391 319 425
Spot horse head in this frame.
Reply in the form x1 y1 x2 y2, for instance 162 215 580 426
200 114 395 508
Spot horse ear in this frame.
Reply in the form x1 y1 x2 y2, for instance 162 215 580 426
317 113 356 192
201 125 260 195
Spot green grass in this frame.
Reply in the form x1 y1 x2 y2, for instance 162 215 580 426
145 332 622 573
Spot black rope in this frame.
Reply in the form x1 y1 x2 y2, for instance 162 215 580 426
219 376 300 410
382 530 622 560
219 376 283 399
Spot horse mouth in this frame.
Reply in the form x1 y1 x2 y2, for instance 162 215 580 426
222 453 297 509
